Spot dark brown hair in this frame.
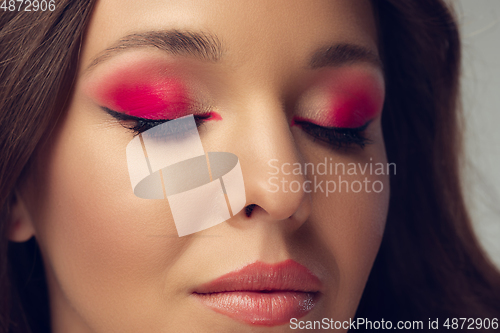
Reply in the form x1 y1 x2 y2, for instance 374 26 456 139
356 0 500 328
0 1 97 332
0 1 499 332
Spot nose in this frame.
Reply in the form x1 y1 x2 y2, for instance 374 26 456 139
230 100 312 231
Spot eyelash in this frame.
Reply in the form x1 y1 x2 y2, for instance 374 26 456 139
292 119 371 149
103 108 209 135
104 107 370 149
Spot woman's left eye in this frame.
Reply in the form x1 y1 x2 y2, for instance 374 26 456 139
293 118 371 149
103 108 210 135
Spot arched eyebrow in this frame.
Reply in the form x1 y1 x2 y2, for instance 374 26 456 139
309 44 382 69
85 29 381 73
85 30 223 72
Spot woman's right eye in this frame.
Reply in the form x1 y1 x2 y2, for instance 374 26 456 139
103 108 210 136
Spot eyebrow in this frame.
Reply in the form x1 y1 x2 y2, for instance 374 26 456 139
86 29 380 73
86 30 223 71
309 43 382 69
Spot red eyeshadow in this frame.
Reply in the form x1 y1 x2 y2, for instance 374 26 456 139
206 112 223 121
327 73 383 128
108 79 189 120
325 88 379 128
295 70 384 128
86 63 199 120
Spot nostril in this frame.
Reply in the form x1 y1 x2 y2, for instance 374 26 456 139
245 204 256 217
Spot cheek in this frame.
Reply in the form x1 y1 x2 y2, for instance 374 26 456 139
296 131 389 319
315 170 388 318
29 103 187 324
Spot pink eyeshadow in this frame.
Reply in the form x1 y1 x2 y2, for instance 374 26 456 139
207 112 223 121
108 79 189 120
295 70 385 128
325 88 379 128
86 62 198 120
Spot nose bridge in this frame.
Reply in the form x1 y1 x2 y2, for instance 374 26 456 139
234 95 310 222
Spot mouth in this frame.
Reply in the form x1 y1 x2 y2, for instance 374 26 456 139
192 259 322 326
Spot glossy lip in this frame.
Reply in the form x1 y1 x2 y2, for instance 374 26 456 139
193 259 322 326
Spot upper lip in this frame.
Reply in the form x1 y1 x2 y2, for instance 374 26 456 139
193 259 322 294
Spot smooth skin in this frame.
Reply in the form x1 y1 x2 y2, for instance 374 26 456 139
9 0 389 332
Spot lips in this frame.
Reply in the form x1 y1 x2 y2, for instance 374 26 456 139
193 260 322 326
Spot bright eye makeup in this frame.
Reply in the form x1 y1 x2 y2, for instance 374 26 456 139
85 62 221 135
293 69 385 149
98 78 220 135
291 116 371 149
106 79 191 120
103 108 220 135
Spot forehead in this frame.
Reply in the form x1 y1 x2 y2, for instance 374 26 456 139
80 0 378 73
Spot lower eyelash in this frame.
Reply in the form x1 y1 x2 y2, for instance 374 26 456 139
293 119 371 149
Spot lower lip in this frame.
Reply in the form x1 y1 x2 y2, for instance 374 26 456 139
194 291 318 326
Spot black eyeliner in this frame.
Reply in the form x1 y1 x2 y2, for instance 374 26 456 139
293 119 372 149
102 107 208 135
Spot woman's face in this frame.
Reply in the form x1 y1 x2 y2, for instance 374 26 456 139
18 0 389 331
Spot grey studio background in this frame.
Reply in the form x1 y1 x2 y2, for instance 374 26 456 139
456 0 500 268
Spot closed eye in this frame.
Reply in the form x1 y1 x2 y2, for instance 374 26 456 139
103 107 211 135
292 118 372 149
